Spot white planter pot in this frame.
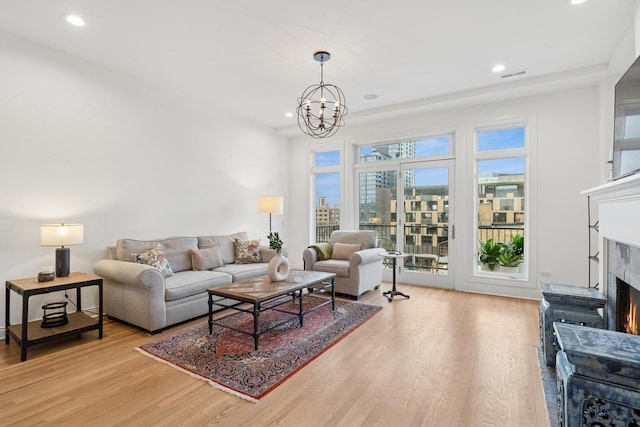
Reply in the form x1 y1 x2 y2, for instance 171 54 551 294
479 263 498 272
268 253 290 282
498 266 520 275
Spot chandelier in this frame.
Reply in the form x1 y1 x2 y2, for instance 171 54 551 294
297 51 348 139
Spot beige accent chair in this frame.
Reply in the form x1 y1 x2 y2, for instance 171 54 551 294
303 230 386 299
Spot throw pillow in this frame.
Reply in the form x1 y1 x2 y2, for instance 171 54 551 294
190 246 223 271
309 243 333 260
133 245 174 277
331 242 362 260
235 239 262 264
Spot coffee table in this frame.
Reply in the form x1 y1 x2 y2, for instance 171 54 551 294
207 270 336 350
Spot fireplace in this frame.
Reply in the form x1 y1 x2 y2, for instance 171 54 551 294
606 240 640 335
618 278 639 334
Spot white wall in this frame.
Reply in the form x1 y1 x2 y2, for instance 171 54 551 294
288 85 605 299
0 33 289 328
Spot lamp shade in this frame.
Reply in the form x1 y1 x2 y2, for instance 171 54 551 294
41 224 84 247
257 196 283 214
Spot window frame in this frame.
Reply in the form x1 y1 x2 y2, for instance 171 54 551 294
310 146 344 243
472 119 532 281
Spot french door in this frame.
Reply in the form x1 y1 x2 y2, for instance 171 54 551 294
358 159 454 289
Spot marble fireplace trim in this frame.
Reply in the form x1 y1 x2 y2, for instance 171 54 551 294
582 173 640 315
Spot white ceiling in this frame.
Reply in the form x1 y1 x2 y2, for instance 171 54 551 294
0 0 636 131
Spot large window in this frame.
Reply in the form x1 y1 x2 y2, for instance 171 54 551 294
312 150 341 242
475 126 527 276
356 134 453 278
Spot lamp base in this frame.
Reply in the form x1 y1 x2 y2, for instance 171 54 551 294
55 247 70 277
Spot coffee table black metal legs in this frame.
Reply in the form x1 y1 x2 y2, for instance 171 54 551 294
381 254 410 302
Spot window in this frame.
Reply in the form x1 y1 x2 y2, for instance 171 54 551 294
500 199 514 211
312 150 341 242
475 125 527 276
359 136 451 163
356 136 453 275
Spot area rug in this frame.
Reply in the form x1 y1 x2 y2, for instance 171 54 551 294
137 297 381 402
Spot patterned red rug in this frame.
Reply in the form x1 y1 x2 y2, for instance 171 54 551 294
137 296 382 402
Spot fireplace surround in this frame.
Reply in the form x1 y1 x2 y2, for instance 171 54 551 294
607 240 640 335
582 173 640 334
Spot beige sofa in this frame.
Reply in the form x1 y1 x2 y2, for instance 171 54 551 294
93 232 279 333
303 230 386 299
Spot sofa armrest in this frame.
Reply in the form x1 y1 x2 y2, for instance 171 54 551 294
350 247 386 268
259 246 288 263
93 259 165 290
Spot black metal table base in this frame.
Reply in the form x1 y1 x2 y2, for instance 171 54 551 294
383 289 410 302
381 253 410 302
208 278 335 350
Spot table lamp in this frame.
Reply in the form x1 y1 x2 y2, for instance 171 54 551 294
41 223 84 277
257 196 283 232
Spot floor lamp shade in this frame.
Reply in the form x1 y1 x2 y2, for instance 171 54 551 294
257 196 283 232
41 224 84 277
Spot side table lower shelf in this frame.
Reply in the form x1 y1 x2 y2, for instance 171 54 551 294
7 311 101 345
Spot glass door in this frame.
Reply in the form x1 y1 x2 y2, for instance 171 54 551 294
399 160 454 288
358 168 398 254
358 160 454 288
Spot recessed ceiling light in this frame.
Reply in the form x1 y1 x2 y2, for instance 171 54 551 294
364 94 378 100
62 14 86 27
492 64 506 73
285 112 294 118
570 0 587 5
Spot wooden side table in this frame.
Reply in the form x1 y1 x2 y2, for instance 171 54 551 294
5 272 103 361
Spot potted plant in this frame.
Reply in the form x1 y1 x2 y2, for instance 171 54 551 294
267 231 283 253
478 239 503 271
267 232 289 281
498 235 524 273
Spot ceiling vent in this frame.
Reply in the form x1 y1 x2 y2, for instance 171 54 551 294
501 69 528 79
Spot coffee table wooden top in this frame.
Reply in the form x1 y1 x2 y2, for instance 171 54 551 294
207 270 335 303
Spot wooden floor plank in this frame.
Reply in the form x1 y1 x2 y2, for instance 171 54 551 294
0 283 549 426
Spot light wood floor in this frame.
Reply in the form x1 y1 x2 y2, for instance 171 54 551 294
0 284 549 427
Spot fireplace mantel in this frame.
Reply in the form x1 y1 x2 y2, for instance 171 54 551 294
582 173 640 249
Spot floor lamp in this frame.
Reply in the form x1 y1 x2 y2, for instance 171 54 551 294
257 195 283 232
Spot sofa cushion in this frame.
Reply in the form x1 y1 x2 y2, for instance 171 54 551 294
312 259 350 278
116 237 198 273
164 270 232 301
190 246 223 271
198 232 248 264
235 239 262 264
133 245 173 278
214 263 269 282
332 242 362 260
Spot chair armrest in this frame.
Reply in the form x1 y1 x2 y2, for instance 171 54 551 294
350 247 386 267
93 259 165 290
303 247 319 270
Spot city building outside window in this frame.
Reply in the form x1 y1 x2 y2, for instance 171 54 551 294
312 150 341 243
475 125 527 276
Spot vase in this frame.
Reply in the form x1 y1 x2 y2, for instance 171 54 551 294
268 253 289 281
